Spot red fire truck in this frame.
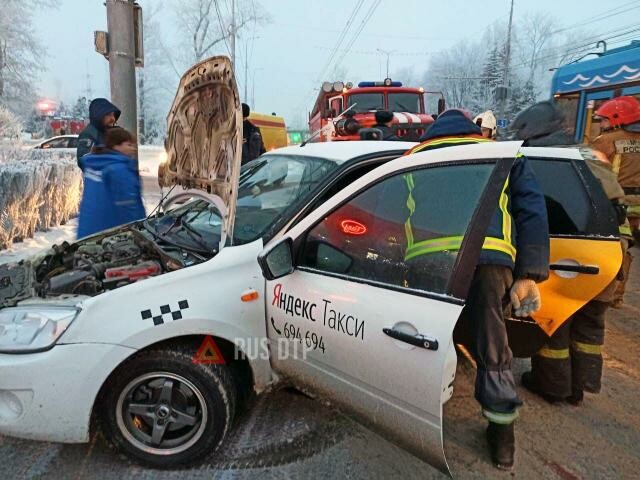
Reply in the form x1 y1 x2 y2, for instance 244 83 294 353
308 78 445 142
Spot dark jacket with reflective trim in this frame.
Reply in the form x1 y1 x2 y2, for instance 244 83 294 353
407 117 549 281
78 150 145 238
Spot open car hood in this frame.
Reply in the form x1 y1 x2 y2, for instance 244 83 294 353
159 56 242 239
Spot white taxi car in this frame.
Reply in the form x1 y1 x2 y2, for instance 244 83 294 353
0 57 621 473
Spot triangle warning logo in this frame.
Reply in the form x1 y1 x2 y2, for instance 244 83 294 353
193 336 226 365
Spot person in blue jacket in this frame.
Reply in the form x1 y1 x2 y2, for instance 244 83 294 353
77 127 145 238
406 109 550 470
76 98 121 166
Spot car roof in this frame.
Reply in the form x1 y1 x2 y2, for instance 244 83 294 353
520 146 584 160
264 140 417 163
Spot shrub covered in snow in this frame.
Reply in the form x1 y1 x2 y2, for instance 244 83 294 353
0 107 24 146
0 148 82 249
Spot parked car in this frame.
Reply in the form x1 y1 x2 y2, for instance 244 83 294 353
33 134 78 149
0 57 622 473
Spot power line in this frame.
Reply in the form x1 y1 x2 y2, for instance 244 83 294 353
315 0 365 82
551 1 640 35
213 0 232 57
331 0 382 73
509 24 640 72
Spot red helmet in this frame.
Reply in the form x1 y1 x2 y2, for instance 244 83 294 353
595 96 640 127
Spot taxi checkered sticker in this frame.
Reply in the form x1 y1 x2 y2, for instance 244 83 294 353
141 300 190 326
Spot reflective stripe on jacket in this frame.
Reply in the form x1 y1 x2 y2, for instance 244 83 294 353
404 136 550 281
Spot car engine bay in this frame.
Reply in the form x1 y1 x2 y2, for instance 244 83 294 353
0 226 212 308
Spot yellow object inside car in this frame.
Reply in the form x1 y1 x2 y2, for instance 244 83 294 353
533 237 622 336
248 112 288 151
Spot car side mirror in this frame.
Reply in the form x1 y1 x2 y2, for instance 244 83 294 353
258 237 294 280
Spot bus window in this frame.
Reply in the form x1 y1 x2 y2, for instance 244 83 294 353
555 94 579 138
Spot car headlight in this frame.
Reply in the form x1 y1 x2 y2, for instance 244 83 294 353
0 307 79 353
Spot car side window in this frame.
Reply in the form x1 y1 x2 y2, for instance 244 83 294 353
67 137 78 148
299 164 494 294
528 159 593 235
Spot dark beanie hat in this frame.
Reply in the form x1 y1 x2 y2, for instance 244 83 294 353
420 109 482 141
242 103 250 118
375 110 394 124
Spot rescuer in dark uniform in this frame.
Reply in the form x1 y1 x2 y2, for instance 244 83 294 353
512 101 629 407
372 110 399 140
242 103 266 165
406 109 550 470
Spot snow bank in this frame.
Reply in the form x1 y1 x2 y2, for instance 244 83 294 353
0 147 81 249
138 145 166 177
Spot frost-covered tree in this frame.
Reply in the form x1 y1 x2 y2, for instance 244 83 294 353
0 1 59 118
0 105 23 141
71 96 89 119
136 1 172 144
171 0 270 68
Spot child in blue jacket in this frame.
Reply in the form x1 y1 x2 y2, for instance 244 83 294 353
77 127 145 238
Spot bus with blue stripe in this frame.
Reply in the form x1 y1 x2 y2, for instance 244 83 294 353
551 40 640 144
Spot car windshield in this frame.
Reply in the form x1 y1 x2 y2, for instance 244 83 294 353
148 154 339 248
347 93 384 113
388 93 422 113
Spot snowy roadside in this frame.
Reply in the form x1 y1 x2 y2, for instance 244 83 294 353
0 182 162 265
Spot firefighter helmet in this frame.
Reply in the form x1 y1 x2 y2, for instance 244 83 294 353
595 96 640 127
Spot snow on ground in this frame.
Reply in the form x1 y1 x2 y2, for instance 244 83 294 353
0 177 162 265
0 218 78 264
138 145 165 177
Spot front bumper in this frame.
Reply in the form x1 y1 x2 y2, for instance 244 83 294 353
0 343 135 443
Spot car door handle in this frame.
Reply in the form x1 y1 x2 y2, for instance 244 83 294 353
550 263 600 275
383 328 439 351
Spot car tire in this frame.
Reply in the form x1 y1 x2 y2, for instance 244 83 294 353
99 347 236 468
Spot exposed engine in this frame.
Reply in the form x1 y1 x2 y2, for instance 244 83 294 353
0 229 195 307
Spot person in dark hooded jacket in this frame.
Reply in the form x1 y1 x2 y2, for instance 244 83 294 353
407 109 549 470
77 127 145 238
76 98 121 166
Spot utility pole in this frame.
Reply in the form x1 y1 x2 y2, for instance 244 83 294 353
105 0 138 138
243 36 259 102
229 0 236 67
496 0 515 138
502 0 515 90
377 48 395 78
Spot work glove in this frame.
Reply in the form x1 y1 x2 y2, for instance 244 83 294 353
510 279 541 317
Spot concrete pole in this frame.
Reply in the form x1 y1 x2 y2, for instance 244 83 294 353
105 0 137 140
496 0 515 139
230 0 236 68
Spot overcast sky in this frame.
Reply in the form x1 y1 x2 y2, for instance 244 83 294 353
33 0 638 127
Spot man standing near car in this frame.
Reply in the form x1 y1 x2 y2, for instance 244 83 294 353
76 98 121 167
241 103 266 165
406 109 550 470
372 110 399 140
511 101 629 406
590 96 640 244
590 96 640 310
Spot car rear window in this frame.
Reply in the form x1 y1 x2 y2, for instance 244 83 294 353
528 158 617 237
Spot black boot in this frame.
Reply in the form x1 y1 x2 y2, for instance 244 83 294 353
486 422 515 470
566 388 584 406
521 371 566 404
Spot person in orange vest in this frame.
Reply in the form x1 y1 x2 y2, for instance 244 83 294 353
407 109 549 470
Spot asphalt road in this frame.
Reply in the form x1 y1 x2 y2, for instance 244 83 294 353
1 178 638 479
